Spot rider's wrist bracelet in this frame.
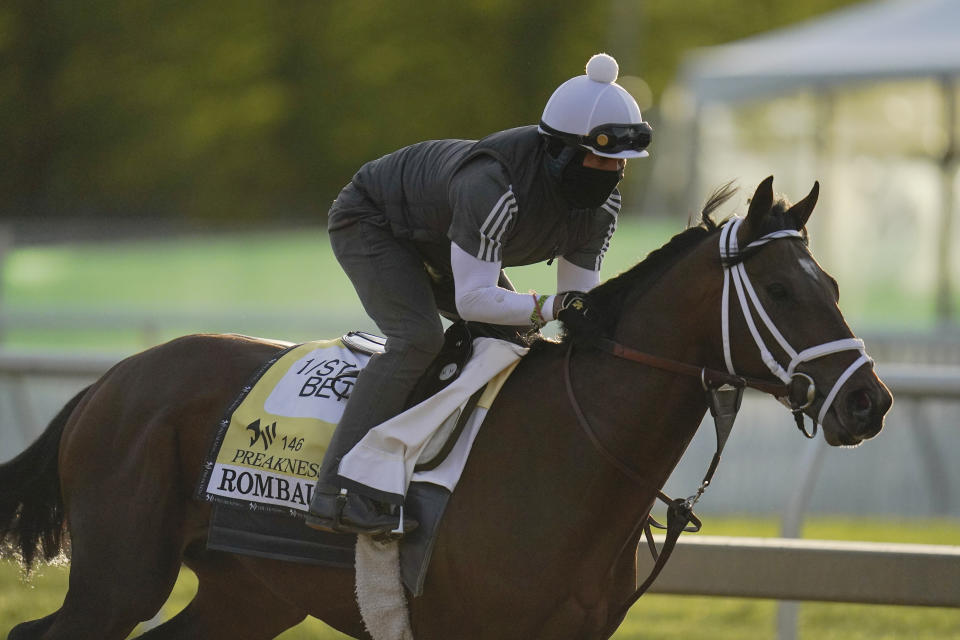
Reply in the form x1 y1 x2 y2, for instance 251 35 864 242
529 293 549 327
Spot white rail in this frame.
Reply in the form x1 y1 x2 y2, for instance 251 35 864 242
0 350 123 377
642 535 960 607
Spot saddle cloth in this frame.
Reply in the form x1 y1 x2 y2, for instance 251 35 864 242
197 333 526 595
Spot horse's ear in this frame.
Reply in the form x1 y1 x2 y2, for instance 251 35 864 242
742 176 775 242
787 181 819 230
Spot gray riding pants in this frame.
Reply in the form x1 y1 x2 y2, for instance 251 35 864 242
317 215 531 502
317 218 449 501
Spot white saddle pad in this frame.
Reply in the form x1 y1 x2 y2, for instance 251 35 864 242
338 337 527 498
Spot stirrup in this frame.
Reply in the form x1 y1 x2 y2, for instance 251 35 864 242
369 505 409 542
331 488 349 529
392 505 406 536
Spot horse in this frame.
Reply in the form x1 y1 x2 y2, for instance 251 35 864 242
1 176 892 640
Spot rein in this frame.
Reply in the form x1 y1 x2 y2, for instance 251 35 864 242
566 217 877 639
564 339 738 639
594 338 788 397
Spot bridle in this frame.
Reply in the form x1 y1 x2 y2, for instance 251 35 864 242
569 216 875 479
718 216 872 438
569 217 876 638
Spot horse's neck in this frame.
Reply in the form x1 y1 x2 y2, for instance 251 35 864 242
440 242 725 621
468 342 709 598
565 338 709 493
578 259 721 489
538 262 720 593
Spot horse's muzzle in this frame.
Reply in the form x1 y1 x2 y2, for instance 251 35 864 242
830 376 892 445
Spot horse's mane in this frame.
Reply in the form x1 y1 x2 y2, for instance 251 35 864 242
548 180 800 345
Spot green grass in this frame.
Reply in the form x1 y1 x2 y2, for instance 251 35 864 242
13 217 668 348
621 516 960 639
5 229 333 312
0 217 934 352
3 517 959 639
0 561 351 639
2 227 362 350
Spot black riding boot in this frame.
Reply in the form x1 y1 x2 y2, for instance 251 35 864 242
306 489 416 536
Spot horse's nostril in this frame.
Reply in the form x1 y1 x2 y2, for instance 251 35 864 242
848 389 873 416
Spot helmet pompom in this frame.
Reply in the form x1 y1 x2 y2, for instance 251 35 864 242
586 53 619 84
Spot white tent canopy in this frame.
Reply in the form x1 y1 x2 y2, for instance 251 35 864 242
669 0 957 324
681 0 960 104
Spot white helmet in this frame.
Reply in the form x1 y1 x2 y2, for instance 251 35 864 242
539 53 651 159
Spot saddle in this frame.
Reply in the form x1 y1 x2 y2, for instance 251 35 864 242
348 321 533 404
344 320 529 471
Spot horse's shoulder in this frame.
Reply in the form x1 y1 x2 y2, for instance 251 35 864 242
523 338 566 364
497 338 565 388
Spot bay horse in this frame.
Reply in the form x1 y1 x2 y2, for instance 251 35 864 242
2 177 891 640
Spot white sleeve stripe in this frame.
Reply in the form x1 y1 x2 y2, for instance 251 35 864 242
477 199 510 262
601 193 621 217
477 194 508 260
595 218 618 270
478 192 513 259
486 204 517 261
480 190 513 232
477 190 517 262
484 196 517 242
483 206 515 261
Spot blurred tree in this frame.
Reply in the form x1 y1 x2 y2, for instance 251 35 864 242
0 0 861 226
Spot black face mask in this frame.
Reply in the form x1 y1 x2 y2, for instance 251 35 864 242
558 155 623 209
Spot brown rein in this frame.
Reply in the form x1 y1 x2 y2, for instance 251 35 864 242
563 338 789 639
593 337 789 398
562 336 787 493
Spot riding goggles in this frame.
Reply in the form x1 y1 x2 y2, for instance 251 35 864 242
539 120 653 154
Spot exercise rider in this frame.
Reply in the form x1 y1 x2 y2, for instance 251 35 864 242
306 53 652 536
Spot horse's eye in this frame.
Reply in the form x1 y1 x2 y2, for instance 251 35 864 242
766 283 789 300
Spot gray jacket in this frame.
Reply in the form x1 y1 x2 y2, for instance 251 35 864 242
328 126 619 275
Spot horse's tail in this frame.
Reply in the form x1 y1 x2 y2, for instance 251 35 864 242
0 385 89 571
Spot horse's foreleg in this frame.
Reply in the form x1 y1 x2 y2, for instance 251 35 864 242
131 552 308 640
234 556 369 639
